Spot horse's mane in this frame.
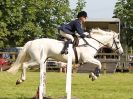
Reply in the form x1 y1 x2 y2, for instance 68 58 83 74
90 28 116 36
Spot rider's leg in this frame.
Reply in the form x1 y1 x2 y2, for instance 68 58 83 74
61 39 72 54
59 30 74 41
59 30 74 54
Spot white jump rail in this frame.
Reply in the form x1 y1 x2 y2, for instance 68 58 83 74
38 44 73 99
39 47 46 99
66 44 73 99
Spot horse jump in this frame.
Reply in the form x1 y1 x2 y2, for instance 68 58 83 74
37 44 73 99
39 47 46 99
7 29 123 98
66 44 73 99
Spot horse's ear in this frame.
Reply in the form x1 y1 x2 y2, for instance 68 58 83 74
114 33 120 39
117 33 120 38
114 32 119 36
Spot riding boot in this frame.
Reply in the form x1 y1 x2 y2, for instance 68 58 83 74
61 40 72 54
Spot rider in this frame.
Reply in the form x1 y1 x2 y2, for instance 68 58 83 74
58 11 88 54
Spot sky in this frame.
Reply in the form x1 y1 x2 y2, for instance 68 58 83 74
70 0 117 18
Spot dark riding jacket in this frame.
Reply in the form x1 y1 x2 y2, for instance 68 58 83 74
58 19 86 38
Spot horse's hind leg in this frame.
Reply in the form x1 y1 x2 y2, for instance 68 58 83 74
16 60 39 85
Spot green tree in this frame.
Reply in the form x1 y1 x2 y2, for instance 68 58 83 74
72 0 86 18
0 0 86 48
114 0 133 51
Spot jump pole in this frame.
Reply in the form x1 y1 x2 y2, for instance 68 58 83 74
39 47 46 99
66 44 73 99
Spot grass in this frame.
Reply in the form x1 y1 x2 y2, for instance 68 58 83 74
0 71 133 99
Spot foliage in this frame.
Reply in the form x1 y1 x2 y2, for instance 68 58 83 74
0 0 86 47
114 0 133 48
72 0 86 18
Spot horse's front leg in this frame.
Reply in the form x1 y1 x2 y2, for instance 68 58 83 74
89 58 102 81
83 57 102 81
93 66 101 77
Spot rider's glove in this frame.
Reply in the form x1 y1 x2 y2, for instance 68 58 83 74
80 34 86 38
86 35 91 38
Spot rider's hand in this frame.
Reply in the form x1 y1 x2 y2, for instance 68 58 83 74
80 34 86 38
86 35 91 38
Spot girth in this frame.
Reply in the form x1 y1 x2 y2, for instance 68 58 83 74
73 34 79 64
73 47 78 64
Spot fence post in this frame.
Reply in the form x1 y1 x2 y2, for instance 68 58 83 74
66 44 73 99
103 55 107 74
39 47 46 99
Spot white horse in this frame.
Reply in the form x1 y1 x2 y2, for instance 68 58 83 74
7 28 123 84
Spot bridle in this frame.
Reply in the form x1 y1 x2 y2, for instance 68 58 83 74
111 37 120 52
83 35 120 52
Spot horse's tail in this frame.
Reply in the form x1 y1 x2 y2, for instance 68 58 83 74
7 41 32 74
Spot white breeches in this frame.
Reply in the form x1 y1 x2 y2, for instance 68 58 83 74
59 30 74 42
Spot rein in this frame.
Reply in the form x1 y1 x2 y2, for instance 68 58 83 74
72 34 120 64
82 38 98 51
82 35 120 52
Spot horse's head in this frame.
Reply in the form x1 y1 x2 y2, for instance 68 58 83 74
89 29 123 55
106 33 123 55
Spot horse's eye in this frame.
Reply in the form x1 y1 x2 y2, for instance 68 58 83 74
116 41 119 44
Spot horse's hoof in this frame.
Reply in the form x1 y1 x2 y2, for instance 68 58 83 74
89 72 93 78
89 74 92 78
92 76 97 81
16 79 22 85
96 74 100 77
16 81 20 85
